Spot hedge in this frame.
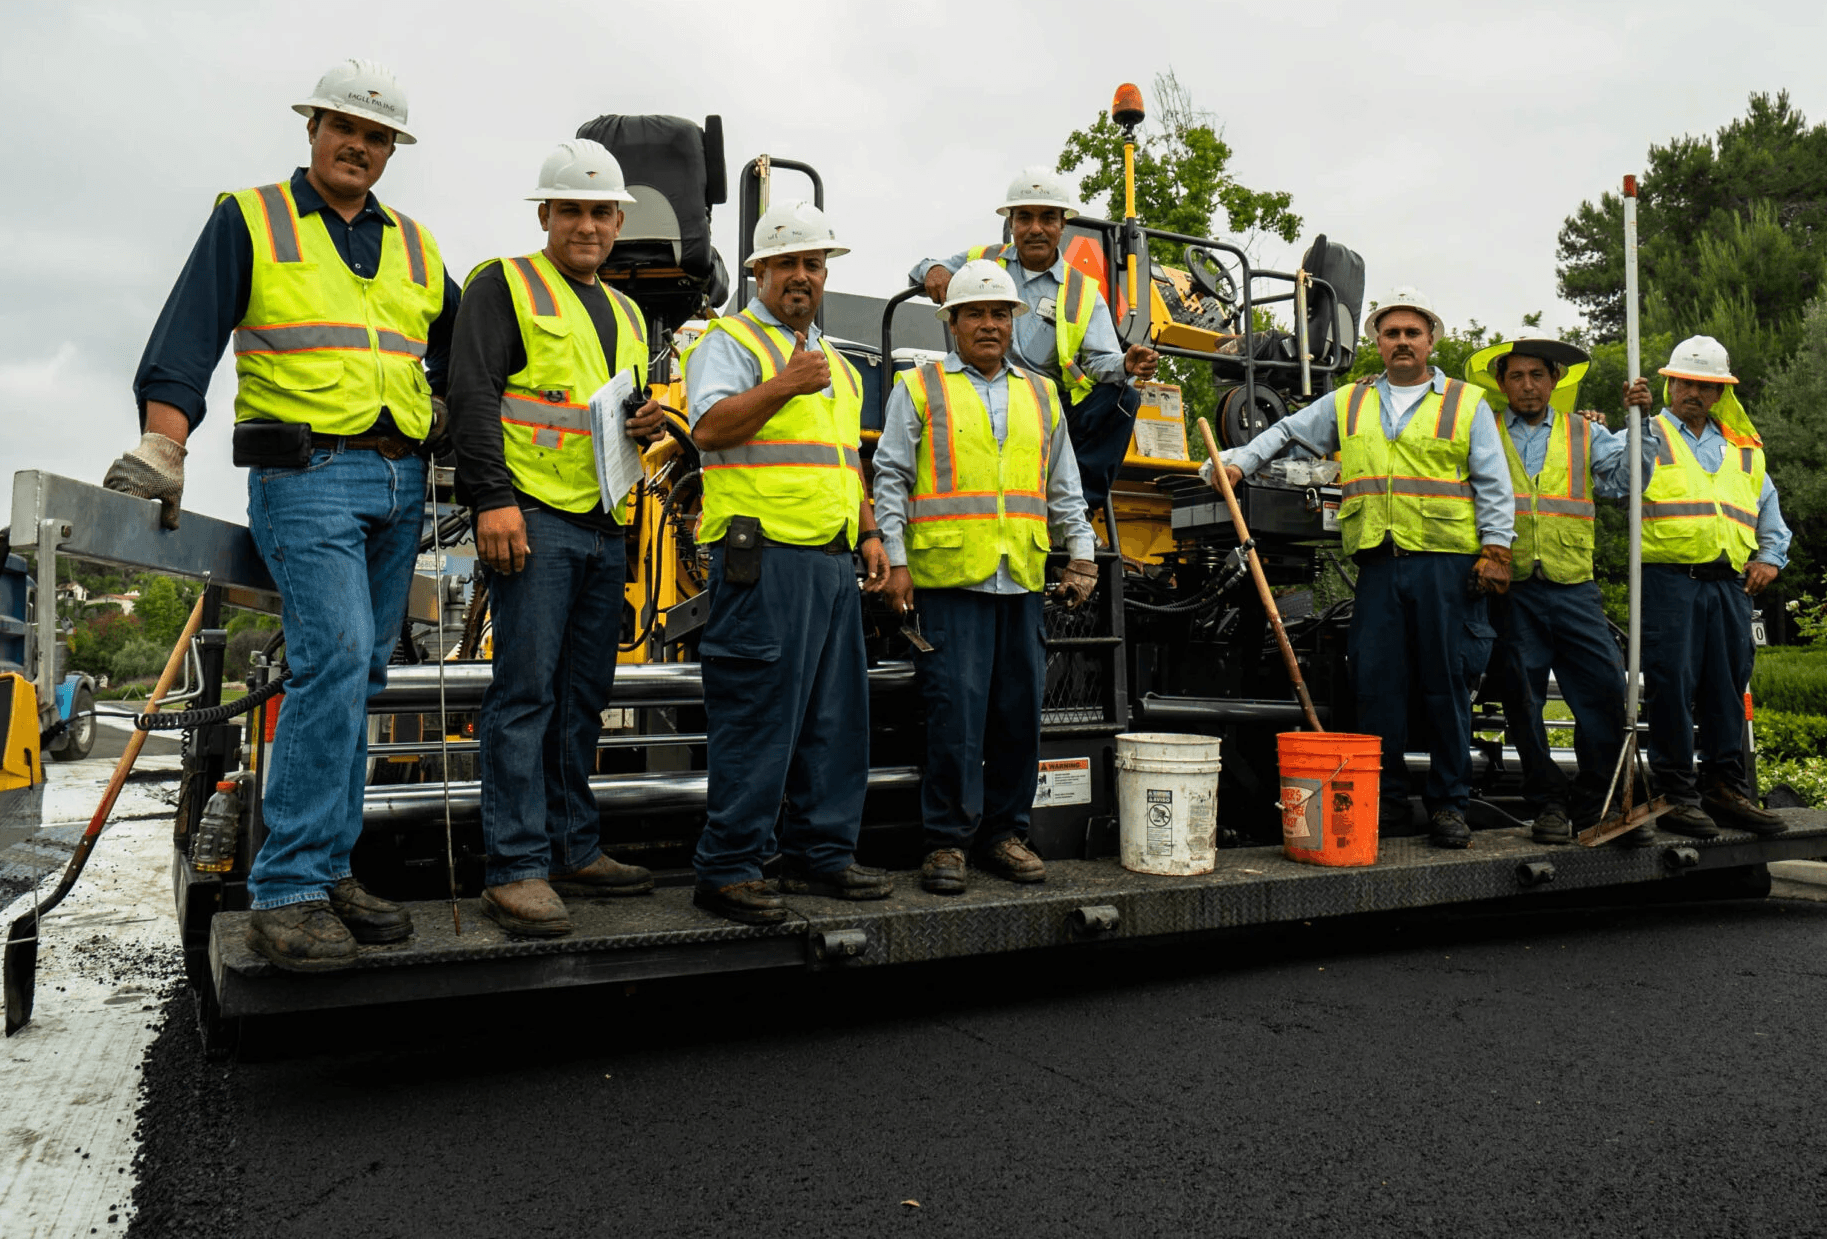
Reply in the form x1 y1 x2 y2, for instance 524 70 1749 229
1751 647 1827 716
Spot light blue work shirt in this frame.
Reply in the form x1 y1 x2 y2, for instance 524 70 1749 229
1220 367 1515 545
685 298 833 425
910 250 1129 392
874 352 1096 594
1645 410 1791 568
1502 408 1635 499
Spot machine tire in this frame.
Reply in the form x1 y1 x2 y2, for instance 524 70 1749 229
50 685 95 762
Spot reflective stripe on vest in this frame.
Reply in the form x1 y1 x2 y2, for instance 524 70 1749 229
476 251 650 515
902 362 1057 591
688 309 864 547
967 243 1099 399
1335 378 1482 556
1500 410 1597 583
1640 411 1765 570
227 181 444 437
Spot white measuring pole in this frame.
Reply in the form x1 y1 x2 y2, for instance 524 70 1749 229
1623 175 1643 729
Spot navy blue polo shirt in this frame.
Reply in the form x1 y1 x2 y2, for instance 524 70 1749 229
133 166 460 431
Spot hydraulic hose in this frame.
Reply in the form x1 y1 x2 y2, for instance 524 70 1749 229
134 666 291 730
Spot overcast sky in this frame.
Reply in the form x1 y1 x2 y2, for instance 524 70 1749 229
4 0 1825 525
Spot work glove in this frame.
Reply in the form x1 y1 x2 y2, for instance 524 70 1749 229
103 431 187 530
427 395 451 455
1055 558 1100 608
1471 543 1512 596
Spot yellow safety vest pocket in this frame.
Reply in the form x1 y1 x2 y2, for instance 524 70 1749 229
1029 524 1053 552
269 355 345 391
1421 497 1472 543
907 522 967 551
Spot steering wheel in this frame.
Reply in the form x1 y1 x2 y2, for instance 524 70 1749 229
1183 245 1239 316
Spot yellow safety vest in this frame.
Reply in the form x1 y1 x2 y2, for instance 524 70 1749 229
1498 412 1596 584
1336 378 1483 556
469 252 649 518
689 311 864 547
899 363 1060 591
224 180 444 437
1642 411 1764 570
967 244 1100 400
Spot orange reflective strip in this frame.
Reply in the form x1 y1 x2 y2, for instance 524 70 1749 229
509 256 558 317
392 209 428 287
253 183 302 264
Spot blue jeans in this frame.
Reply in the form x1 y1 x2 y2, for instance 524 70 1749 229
245 446 425 909
1643 564 1755 803
1063 381 1142 517
915 589 1045 850
693 544 869 887
1490 577 1626 826
1349 552 1492 815
478 509 627 886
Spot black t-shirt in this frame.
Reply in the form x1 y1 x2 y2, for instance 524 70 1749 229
447 260 624 532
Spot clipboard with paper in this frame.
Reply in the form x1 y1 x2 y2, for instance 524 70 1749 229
587 368 646 514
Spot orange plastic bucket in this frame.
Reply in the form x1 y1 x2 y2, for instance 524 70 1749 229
1277 731 1381 866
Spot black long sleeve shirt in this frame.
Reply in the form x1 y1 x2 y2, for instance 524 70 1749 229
446 259 622 532
132 167 460 432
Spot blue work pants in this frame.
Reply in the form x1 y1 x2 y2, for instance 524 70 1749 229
478 509 626 886
1491 577 1627 826
1063 381 1141 518
245 446 425 910
914 589 1046 850
693 544 869 887
1349 551 1491 815
1642 564 1755 803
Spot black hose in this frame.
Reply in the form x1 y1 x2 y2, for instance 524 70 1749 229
134 666 291 730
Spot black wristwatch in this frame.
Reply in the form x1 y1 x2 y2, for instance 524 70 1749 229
857 528 884 546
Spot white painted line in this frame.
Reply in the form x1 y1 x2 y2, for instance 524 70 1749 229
0 763 183 1237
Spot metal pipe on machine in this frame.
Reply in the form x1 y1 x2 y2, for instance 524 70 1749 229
368 659 918 713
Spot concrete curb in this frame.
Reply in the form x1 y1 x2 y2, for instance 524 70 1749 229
1769 859 1827 886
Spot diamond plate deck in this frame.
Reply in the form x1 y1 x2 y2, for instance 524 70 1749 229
209 810 1827 1019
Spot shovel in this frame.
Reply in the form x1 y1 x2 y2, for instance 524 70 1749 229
4 592 206 1036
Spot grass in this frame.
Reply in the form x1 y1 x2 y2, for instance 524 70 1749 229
1751 646 1827 715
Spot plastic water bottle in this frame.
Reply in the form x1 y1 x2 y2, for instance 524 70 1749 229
192 780 242 874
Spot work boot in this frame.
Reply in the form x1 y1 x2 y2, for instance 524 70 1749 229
1659 802 1720 839
693 880 788 925
550 853 656 898
778 862 894 901
327 876 414 944
1701 783 1788 836
1531 806 1574 845
978 836 1047 883
482 878 573 938
246 900 357 972
921 848 967 895
1428 810 1472 850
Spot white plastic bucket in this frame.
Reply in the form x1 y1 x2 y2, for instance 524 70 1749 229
1113 732 1221 876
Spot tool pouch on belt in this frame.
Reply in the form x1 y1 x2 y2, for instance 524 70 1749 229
232 420 315 468
723 515 764 585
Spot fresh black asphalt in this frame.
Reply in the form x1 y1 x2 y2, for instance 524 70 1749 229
130 893 1827 1238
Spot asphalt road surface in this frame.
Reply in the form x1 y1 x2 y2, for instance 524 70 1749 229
130 891 1827 1238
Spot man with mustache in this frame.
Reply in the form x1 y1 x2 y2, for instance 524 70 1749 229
1467 333 1642 844
1636 336 1790 838
1202 289 1514 849
446 140 668 937
872 260 1099 894
107 60 461 969
683 201 894 924
912 167 1159 521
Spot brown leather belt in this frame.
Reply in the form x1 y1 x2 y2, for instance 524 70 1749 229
312 431 423 460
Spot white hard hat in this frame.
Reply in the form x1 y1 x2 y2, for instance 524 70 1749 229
936 259 1030 321
293 58 416 144
1368 286 1444 338
525 139 635 203
750 200 848 263
997 165 1081 219
1659 334 1738 385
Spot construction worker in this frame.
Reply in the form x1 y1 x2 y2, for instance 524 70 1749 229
1465 333 1635 843
912 167 1159 520
684 201 894 924
873 260 1100 894
1203 289 1514 848
446 140 667 938
1634 336 1791 838
107 60 460 969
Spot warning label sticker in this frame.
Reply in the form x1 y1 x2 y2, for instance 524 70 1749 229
1033 757 1092 808
1322 500 1340 532
1145 789 1175 855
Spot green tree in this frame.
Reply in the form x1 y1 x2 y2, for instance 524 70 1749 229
132 575 195 651
67 609 141 677
1757 291 1827 581
1056 69 1302 450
